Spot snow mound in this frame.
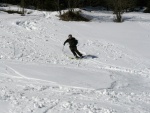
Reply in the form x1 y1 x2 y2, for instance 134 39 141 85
16 21 37 30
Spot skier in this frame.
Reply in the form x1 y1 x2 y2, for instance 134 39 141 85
64 34 83 58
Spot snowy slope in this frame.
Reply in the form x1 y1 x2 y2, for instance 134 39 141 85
0 5 150 113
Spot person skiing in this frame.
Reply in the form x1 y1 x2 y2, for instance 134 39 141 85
64 34 83 58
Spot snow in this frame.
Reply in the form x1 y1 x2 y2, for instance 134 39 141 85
0 101 9 113
0 5 150 113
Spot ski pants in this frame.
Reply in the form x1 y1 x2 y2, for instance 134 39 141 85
69 46 82 57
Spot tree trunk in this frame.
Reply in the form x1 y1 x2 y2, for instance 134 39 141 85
116 12 122 22
57 0 61 15
21 0 25 15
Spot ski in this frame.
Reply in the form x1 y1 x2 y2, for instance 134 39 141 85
68 56 85 60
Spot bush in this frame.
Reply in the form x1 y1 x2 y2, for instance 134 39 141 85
0 4 8 7
144 1 150 13
144 8 150 13
0 9 23 14
60 11 89 22
6 10 23 14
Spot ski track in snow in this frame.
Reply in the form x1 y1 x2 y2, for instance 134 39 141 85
1 73 150 113
0 8 150 113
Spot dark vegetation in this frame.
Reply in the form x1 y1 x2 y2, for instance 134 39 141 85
0 0 150 22
0 9 23 14
60 11 89 21
144 1 150 13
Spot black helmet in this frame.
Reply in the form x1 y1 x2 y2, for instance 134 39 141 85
68 34 72 38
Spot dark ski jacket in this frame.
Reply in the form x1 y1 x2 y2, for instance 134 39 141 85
64 37 78 47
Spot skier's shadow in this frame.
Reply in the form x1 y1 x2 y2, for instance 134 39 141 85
84 55 98 59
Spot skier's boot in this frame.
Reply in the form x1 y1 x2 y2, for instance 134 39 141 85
79 54 84 58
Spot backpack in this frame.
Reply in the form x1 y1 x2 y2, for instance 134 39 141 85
74 39 78 46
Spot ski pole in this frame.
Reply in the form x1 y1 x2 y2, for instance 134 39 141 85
62 45 64 52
